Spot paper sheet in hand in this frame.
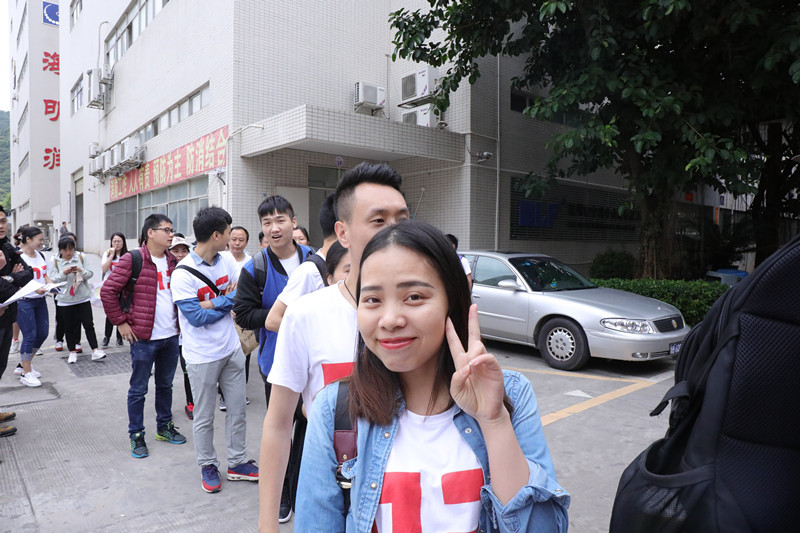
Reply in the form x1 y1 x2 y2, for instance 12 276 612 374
0 280 66 307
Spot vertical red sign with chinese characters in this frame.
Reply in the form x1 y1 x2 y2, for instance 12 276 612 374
109 126 229 201
42 50 60 169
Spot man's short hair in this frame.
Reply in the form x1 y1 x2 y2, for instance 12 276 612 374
231 225 249 242
193 206 232 243
334 162 403 223
319 193 337 239
258 230 266 243
258 195 294 220
140 214 172 245
445 233 458 249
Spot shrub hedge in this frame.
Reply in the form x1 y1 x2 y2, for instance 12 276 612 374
591 278 729 327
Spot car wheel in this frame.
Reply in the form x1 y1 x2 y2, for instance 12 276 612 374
538 318 590 371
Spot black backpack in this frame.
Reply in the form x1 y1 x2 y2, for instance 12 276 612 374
609 234 800 533
117 250 142 313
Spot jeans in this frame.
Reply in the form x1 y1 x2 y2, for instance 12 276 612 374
127 335 180 437
17 298 50 360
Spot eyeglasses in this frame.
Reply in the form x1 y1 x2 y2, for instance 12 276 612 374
153 227 175 235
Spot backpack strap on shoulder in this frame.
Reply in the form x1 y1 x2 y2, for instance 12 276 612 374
333 381 356 513
305 253 328 287
253 249 267 297
119 250 143 313
175 265 221 297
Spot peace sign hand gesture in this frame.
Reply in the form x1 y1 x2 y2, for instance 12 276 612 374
446 304 507 424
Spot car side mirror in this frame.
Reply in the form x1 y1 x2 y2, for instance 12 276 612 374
498 279 524 291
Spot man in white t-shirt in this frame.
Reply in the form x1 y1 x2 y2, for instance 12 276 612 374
446 233 473 289
100 214 184 460
264 193 338 332
171 206 258 494
258 163 410 529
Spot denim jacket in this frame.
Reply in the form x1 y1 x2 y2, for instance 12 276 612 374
295 370 570 533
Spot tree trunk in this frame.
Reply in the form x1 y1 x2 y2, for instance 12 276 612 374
752 122 783 266
636 189 678 279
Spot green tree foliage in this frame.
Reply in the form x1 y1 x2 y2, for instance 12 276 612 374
0 111 10 206
391 0 800 277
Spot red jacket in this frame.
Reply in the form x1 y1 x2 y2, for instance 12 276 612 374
100 245 178 341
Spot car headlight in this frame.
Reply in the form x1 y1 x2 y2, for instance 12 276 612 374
600 318 655 334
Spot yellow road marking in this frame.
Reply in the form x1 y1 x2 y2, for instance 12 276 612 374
540 380 656 426
500 365 660 426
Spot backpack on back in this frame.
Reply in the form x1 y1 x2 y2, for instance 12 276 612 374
609 235 800 533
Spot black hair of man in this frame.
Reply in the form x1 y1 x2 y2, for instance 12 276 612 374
319 193 337 239
57 236 76 251
231 225 250 242
139 213 172 245
174 232 185 239
193 206 232 243
258 230 265 243
257 195 294 220
334 162 403 223
445 233 459 249
0 205 5 215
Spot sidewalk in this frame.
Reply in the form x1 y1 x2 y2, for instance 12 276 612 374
0 257 286 532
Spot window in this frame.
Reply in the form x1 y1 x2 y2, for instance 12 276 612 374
169 107 179 127
106 0 172 67
18 152 30 176
17 55 28 87
17 103 28 134
129 85 209 145
158 112 169 133
70 0 83 29
179 100 190 121
510 91 528 113
135 176 208 236
473 257 518 287
105 197 138 238
70 75 84 115
16 5 26 48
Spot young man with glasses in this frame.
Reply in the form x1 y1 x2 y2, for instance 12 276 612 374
101 214 186 459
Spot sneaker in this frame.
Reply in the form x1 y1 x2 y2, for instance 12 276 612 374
246 396 251 406
54 341 63 351
279 486 293 523
101 336 109 348
185 404 194 420
35 348 44 356
130 432 148 458
219 397 227 411
0 424 17 437
9 339 20 353
155 421 187 444
227 459 259 481
68 352 78 364
201 465 222 493
13 365 23 376
20 372 42 387
91 349 107 361
75 344 82 353
0 412 16 422
116 338 124 347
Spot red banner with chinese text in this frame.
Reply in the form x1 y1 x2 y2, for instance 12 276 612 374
109 126 228 201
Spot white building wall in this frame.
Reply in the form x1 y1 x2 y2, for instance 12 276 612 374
9 0 60 233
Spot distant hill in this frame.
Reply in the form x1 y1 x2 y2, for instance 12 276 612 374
0 111 9 205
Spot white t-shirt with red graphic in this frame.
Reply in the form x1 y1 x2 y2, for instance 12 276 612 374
150 254 178 340
21 251 47 282
268 282 357 409
171 252 240 364
374 405 483 533
101 250 122 281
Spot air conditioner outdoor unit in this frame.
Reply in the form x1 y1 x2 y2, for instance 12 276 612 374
102 151 112 171
100 64 114 86
354 82 386 111
122 136 142 162
89 142 100 159
89 158 103 176
399 66 438 107
87 69 104 109
401 104 436 128
111 145 122 168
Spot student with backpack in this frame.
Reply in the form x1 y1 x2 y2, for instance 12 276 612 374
52 232 82 353
50 236 106 364
100 214 185 459
295 221 569 532
172 206 259 493
13 227 52 386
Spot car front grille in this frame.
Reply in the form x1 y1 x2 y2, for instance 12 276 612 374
653 315 684 333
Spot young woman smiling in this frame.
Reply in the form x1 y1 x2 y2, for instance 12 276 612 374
295 221 569 533
14 227 51 386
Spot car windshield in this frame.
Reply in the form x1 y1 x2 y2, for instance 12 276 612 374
509 257 596 292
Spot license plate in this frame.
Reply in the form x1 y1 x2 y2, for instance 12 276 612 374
669 342 681 356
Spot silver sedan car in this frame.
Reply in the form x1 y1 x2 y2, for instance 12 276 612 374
462 251 690 370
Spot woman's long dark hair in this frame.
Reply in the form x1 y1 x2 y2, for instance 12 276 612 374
109 232 128 259
19 226 43 246
348 220 473 426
